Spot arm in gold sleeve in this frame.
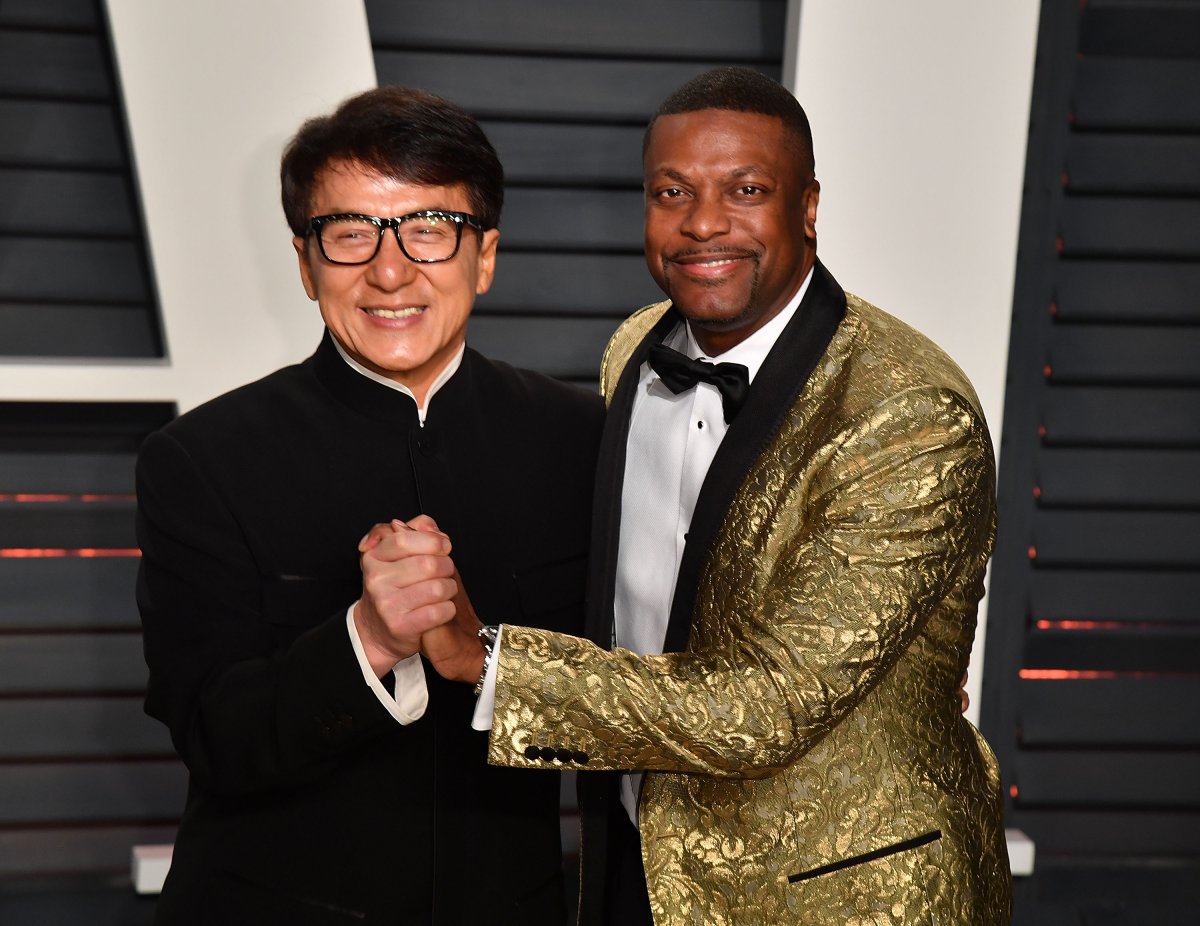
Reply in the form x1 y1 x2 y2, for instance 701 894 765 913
487 385 996 778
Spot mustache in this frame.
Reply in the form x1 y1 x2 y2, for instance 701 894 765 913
665 246 759 263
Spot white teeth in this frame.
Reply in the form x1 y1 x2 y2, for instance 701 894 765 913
366 307 423 319
696 259 736 267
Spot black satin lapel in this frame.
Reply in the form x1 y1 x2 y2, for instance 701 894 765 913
583 310 681 648
661 262 848 653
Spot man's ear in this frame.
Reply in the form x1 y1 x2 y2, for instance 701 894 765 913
474 228 501 296
294 236 318 301
803 179 820 240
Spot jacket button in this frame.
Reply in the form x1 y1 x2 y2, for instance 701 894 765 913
538 747 557 762
417 433 439 456
573 751 589 765
524 745 540 760
555 748 573 763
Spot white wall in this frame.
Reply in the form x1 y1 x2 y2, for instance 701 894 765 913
0 0 375 413
788 0 1041 721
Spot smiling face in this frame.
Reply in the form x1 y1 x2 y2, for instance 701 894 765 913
643 109 819 356
294 160 499 402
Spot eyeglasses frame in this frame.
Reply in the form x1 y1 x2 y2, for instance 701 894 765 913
305 209 485 265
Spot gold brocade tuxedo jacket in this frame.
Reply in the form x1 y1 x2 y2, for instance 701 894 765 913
488 262 1012 924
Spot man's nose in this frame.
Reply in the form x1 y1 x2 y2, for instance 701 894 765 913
679 196 730 241
365 229 417 287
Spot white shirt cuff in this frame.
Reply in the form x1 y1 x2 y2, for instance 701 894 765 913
470 624 503 731
345 605 428 725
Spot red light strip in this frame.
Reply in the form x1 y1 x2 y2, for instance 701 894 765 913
1020 669 1117 680
0 494 136 503
1036 619 1183 632
1019 668 1195 680
0 548 141 558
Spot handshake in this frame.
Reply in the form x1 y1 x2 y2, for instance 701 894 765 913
352 516 485 685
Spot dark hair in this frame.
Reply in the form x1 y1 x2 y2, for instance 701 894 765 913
280 86 504 236
644 66 815 174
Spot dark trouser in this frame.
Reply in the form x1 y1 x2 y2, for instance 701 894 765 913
605 805 654 926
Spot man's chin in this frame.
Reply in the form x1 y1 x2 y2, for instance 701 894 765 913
672 301 753 331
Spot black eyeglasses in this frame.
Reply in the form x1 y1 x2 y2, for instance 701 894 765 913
306 210 484 265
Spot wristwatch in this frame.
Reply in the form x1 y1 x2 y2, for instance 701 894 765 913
473 624 499 696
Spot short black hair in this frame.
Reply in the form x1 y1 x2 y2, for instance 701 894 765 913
645 66 815 174
281 86 504 236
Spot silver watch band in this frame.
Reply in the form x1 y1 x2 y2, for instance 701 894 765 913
473 624 499 696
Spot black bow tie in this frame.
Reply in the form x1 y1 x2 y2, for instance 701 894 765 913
648 344 750 424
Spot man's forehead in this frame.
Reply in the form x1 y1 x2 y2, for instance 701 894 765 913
643 110 804 174
310 163 467 203
648 112 796 160
647 109 791 150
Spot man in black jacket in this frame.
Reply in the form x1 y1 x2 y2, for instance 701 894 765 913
136 86 603 925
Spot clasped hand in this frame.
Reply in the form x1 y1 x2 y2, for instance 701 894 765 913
354 516 484 684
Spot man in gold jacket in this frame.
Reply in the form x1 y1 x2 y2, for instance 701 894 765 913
399 67 1011 924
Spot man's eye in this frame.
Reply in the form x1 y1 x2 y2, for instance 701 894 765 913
737 185 764 196
657 187 685 200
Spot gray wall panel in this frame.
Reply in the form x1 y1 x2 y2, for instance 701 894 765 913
0 761 186 823
1047 325 1200 385
482 121 643 185
1037 448 1200 507
1030 569 1200 623
0 499 137 549
982 10 1200 869
1080 3 1200 59
1041 386 1200 446
478 252 660 316
0 632 146 694
1055 261 1200 323
0 13 161 363
468 316 616 380
0 29 110 100
0 696 173 759
1073 58 1200 130
0 450 136 492
0 239 149 303
0 302 159 357
0 99 122 167
367 0 785 60
1019 677 1200 746
0 0 98 29
501 187 644 252
376 51 774 122
1017 810 1200 859
1014 751 1200 806
0 557 141 630
1060 197 1200 258
0 168 135 235
1066 135 1200 194
1031 509 1200 568
0 826 178 876
1025 624 1200 673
